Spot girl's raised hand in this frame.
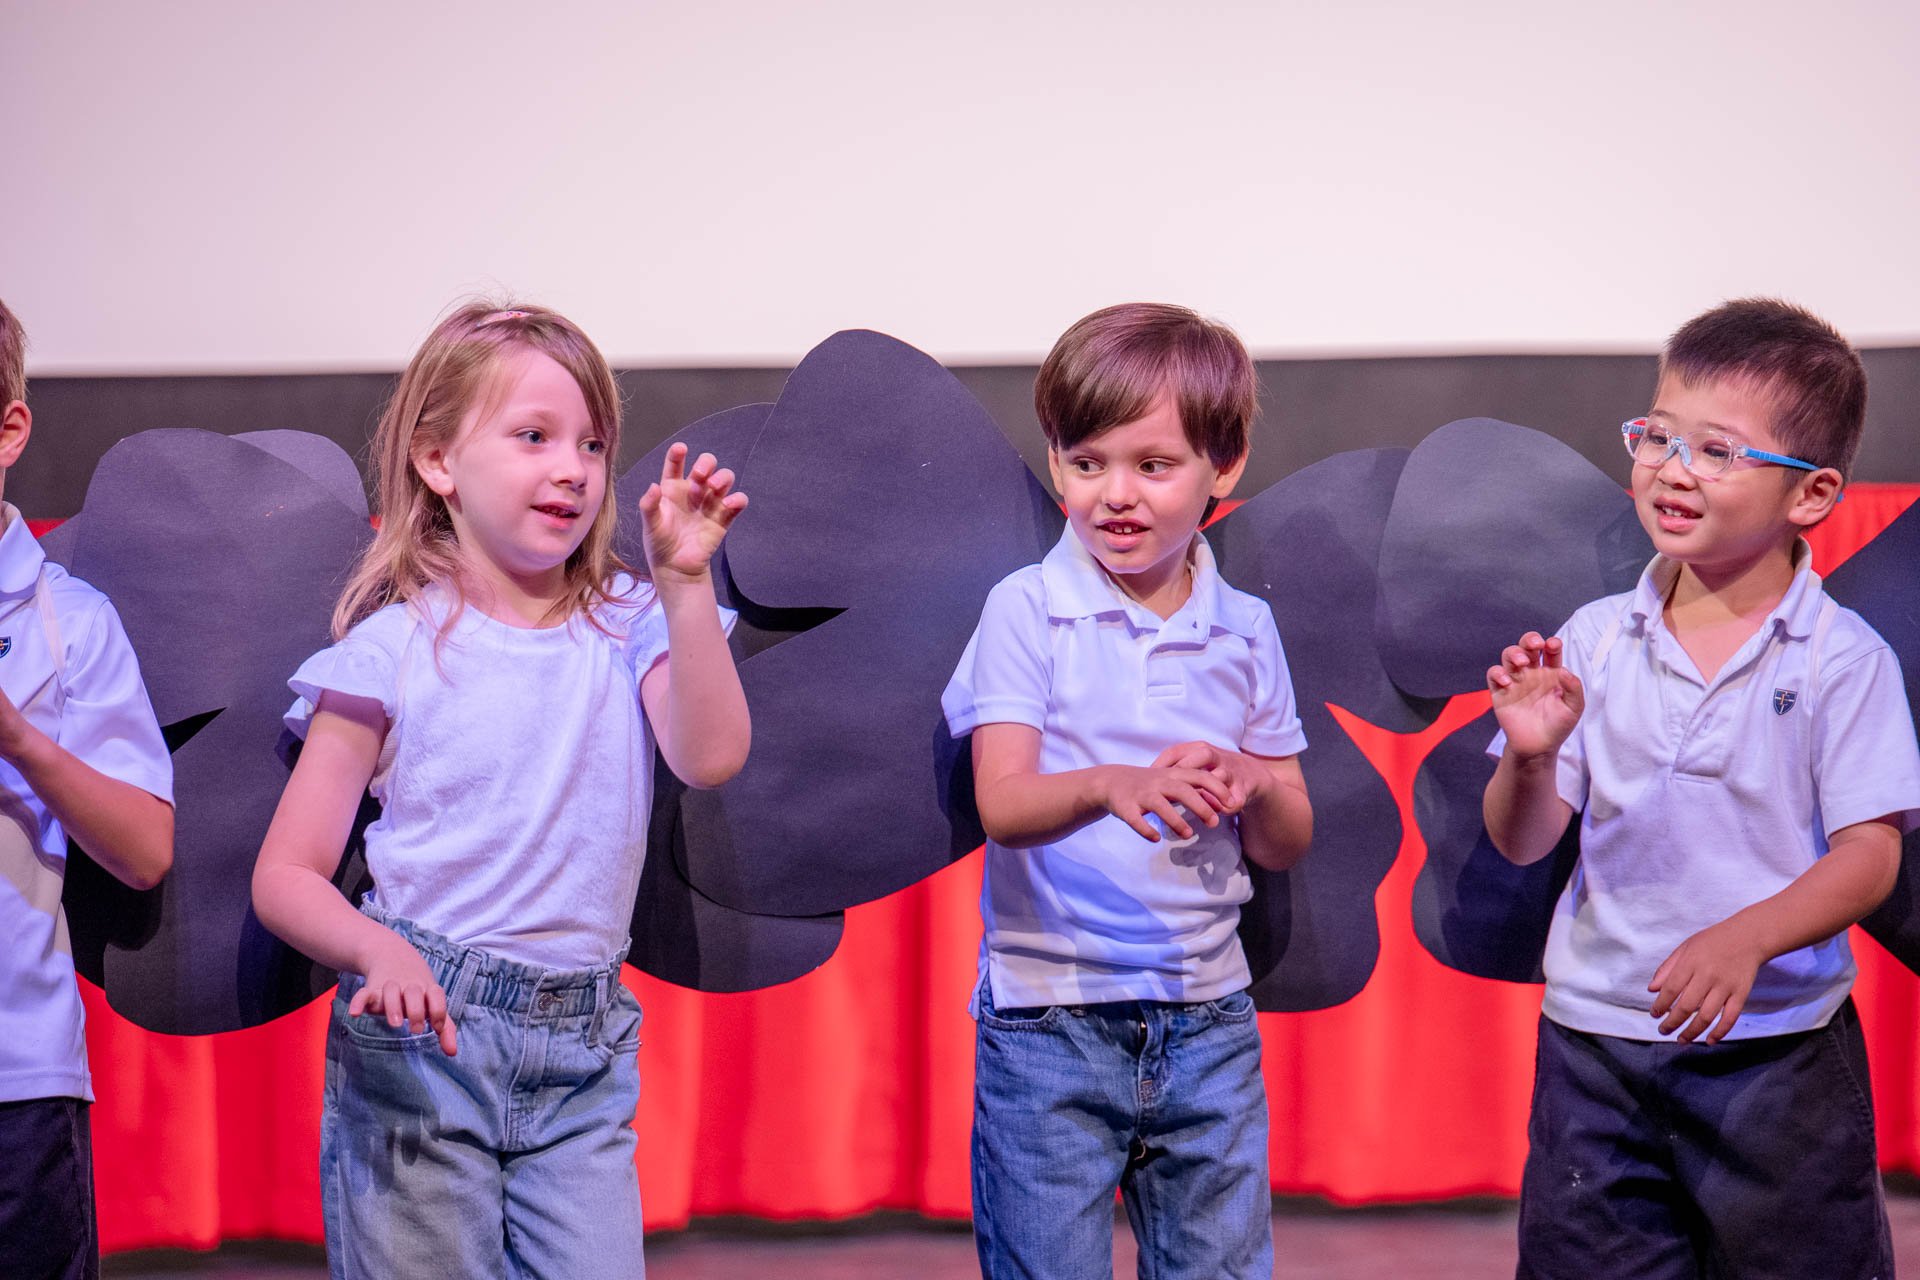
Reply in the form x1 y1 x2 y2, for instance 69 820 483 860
639 442 749 585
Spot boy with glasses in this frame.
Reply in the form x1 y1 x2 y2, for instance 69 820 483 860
1482 297 1920 1278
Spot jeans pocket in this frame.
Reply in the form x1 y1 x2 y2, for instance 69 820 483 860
979 1002 1065 1032
334 994 443 1052
1203 988 1257 1024
591 987 645 1059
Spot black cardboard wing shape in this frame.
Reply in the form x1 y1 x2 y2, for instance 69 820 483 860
1212 448 1435 1009
672 330 1064 918
1382 419 1648 980
49 429 375 1033
613 404 846 991
1827 500 1920 970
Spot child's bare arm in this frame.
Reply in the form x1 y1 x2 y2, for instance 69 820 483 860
972 722 1225 849
1482 631 1582 865
0 688 172 889
1152 741 1311 871
1649 816 1902 1044
637 443 750 788
252 690 457 1055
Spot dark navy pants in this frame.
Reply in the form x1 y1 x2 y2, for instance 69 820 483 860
0 1098 97 1280
1518 1001 1892 1279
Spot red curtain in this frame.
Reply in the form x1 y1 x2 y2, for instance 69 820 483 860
80 486 1920 1253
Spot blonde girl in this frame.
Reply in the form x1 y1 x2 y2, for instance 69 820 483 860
253 302 747 1279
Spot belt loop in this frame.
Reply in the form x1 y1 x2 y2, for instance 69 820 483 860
444 950 481 1022
589 963 614 1044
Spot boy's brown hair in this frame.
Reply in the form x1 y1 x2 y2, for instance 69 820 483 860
1660 297 1867 481
1035 303 1256 468
0 297 25 408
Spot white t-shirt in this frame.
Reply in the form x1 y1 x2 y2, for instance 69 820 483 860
286 576 728 971
943 528 1308 1011
1491 546 1920 1040
0 505 174 1104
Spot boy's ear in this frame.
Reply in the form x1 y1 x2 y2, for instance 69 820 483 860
1787 466 1844 528
1045 447 1066 495
1209 450 1248 499
0 401 31 469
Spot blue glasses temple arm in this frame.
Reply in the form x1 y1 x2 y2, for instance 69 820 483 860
1742 446 1821 473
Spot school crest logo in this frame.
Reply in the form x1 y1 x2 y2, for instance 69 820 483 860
1773 688 1798 715
0 637 11 658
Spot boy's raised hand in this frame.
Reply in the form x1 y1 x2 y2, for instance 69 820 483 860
639 442 749 584
1488 632 1584 759
1095 763 1225 843
1647 917 1768 1044
350 928 458 1057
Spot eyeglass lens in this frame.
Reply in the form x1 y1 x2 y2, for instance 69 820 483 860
1626 423 1739 477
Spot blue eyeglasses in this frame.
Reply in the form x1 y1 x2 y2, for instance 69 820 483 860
1620 418 1824 479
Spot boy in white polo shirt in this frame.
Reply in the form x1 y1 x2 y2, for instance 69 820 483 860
0 298 175 1280
1484 297 1920 1279
943 302 1312 1280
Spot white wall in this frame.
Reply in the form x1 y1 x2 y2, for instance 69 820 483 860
5 1 1918 372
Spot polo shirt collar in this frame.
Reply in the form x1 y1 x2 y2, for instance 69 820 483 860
1039 527 1261 639
0 503 46 598
1627 537 1823 640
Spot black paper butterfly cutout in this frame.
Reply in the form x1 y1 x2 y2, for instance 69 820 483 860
70 336 1911 1033
620 331 1421 1014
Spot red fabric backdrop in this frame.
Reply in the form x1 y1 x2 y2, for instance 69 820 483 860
73 487 1920 1254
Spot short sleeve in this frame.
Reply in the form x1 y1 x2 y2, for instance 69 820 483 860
618 579 738 679
58 597 174 804
1485 605 1596 814
284 616 405 738
1241 610 1308 757
942 571 1051 737
1812 643 1920 837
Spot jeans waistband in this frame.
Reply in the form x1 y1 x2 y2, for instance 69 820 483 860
355 900 630 1023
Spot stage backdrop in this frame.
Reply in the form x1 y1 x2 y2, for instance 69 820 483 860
75 485 1920 1254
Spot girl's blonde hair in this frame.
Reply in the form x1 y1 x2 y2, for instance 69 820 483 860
333 301 631 639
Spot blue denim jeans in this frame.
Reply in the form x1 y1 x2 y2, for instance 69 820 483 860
320 906 646 1280
971 984 1272 1280
1518 1001 1892 1280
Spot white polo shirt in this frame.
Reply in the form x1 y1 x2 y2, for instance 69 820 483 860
943 527 1307 1012
0 504 174 1103
1491 544 1920 1040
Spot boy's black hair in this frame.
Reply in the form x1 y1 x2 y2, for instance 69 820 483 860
1661 298 1866 481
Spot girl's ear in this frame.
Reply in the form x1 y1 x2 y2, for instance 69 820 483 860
413 444 456 499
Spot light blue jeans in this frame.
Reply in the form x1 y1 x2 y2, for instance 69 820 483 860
971 984 1273 1280
320 906 646 1280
